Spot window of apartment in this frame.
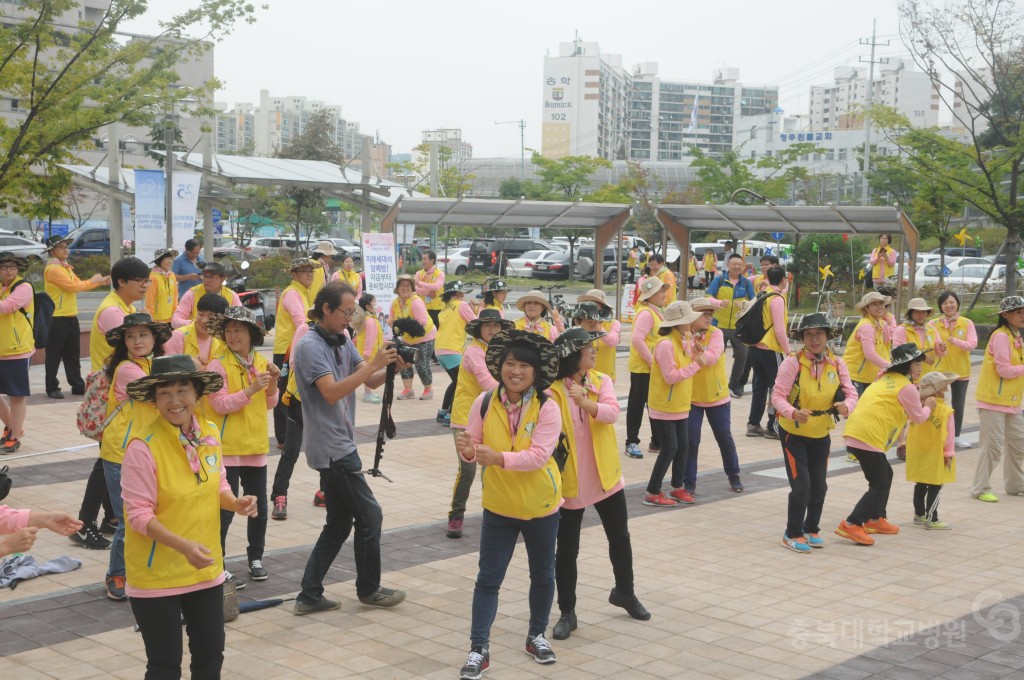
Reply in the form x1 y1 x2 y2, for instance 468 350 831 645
838 149 847 160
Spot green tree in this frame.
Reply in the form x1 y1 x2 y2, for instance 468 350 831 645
387 144 474 198
688 142 821 208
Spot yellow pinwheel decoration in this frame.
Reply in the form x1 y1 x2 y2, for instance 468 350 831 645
819 264 833 279
954 227 972 246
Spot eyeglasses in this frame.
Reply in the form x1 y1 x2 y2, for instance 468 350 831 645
339 308 357 318
0 264 18 270
132 277 151 286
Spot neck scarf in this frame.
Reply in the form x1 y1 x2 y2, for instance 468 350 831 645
231 348 258 381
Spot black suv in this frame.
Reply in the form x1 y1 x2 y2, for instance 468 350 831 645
468 238 561 273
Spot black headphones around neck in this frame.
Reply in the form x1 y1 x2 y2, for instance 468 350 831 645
313 322 347 347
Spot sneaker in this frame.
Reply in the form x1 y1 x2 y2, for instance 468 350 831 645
685 485 697 497
552 611 577 640
764 426 780 441
313 490 326 507
249 559 268 581
924 519 951 530
363 392 382 404
358 586 406 608
729 477 744 493
0 426 10 446
223 570 246 591
782 534 812 553
642 492 677 507
105 575 127 601
624 443 643 459
803 532 825 548
669 488 695 504
435 409 448 424
419 388 434 400
864 517 900 535
524 633 556 664
1 437 21 454
459 646 490 680
99 518 118 535
608 587 651 620
69 522 111 550
446 517 463 539
834 520 875 545
46 390 65 399
975 492 999 503
441 412 451 428
396 389 416 400
913 514 927 525
293 596 341 616
729 388 744 399
272 496 287 521
647 442 660 453
746 424 766 437
955 436 972 450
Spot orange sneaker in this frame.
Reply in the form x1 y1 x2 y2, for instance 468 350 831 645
864 518 899 535
834 521 875 545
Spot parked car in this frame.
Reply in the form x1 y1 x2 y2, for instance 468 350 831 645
0 233 47 262
67 226 112 257
467 238 560 273
931 246 983 258
320 237 362 265
506 250 563 277
437 247 471 275
576 246 632 284
912 258 995 286
530 251 573 280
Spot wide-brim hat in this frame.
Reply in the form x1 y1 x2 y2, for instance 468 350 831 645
637 277 666 302
466 309 514 338
904 297 933 318
485 329 559 391
555 327 605 358
200 261 228 277
442 280 473 300
855 291 892 311
126 354 224 403
105 312 172 347
313 240 337 257
515 290 551 312
996 296 1024 315
660 300 703 328
919 371 959 399
0 252 28 273
210 306 268 339
577 288 611 309
689 297 718 313
394 273 415 294
789 312 842 340
290 257 315 272
573 301 603 321
43 235 74 253
887 342 927 371
152 248 178 264
483 278 509 293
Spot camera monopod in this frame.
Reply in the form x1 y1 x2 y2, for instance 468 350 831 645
362 362 397 482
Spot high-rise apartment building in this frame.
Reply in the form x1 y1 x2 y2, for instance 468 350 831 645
420 129 473 160
808 59 939 130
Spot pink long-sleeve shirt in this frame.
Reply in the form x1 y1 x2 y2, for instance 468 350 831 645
600 319 621 347
649 338 702 420
892 324 946 362
845 383 931 452
978 330 1024 414
451 344 498 431
560 375 624 510
280 288 308 330
163 327 215 363
172 287 241 328
692 327 729 408
360 317 379 359
855 320 891 372
207 357 279 466
0 281 35 360
869 247 898 283
771 353 858 425
630 308 659 368
755 288 791 353
436 302 477 356
121 432 230 598
0 506 29 534
415 267 445 301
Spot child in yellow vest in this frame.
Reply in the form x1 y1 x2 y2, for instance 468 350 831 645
207 307 280 585
931 291 978 449
772 313 857 553
436 280 478 427
644 301 706 506
971 296 1024 501
907 372 958 529
355 293 384 404
145 248 179 323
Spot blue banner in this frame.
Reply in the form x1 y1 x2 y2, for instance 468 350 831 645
134 170 165 261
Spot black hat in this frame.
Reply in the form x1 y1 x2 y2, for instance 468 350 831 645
465 308 514 339
789 312 842 341
554 327 605 358
0 252 28 273
105 312 172 347
43 235 74 253
442 280 473 301
126 354 224 402
483 278 509 293
573 302 603 321
200 261 228 277
485 329 559 391
886 342 927 371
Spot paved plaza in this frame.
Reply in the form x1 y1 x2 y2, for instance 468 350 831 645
3 343 1024 680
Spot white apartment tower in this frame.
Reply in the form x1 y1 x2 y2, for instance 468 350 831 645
421 128 473 160
808 59 939 130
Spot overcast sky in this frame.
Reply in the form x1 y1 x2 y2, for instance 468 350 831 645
125 0 909 157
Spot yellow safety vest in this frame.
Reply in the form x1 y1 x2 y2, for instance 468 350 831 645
648 333 693 414
711 278 749 330
479 390 561 520
548 372 621 499
656 268 677 305
44 262 87 318
90 292 135 372
101 357 158 465
451 341 489 428
124 416 224 591
627 303 663 374
418 268 444 311
844 317 891 384
309 262 328 300
688 257 698 277
906 399 956 485
273 281 313 354
871 247 895 280
758 290 788 352
900 322 939 375
703 252 716 274
390 295 435 343
777 350 845 439
691 327 728 404
187 283 236 322
336 268 361 292
147 269 177 323
176 324 223 422
0 276 34 358
843 372 910 451
436 299 473 353
484 301 504 316
932 317 973 378
593 320 617 380
214 350 270 456
514 316 554 340
977 326 1024 408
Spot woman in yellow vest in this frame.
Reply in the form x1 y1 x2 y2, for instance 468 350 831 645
481 278 509 316
686 250 698 289
435 280 478 427
453 330 563 675
846 291 897 396
626 277 667 459
391 274 437 400
514 290 563 341
308 240 337 299
868 233 898 287
354 293 384 404
575 289 620 380
971 296 1024 501
145 248 178 324
101 312 172 601
893 298 945 374
0 253 34 454
331 254 362 298
644 301 706 507
906 371 958 529
702 249 717 286
207 306 280 585
120 354 257 679
771 313 857 553
446 309 513 540
684 298 744 496
548 328 649 642
837 343 933 546
931 291 978 449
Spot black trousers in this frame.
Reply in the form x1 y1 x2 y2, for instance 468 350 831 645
78 458 114 524
428 309 441 361
129 584 224 680
271 398 303 500
555 489 634 613
949 379 968 437
271 353 286 445
914 483 942 521
442 365 460 411
846 446 893 525
45 316 85 393
220 466 268 562
626 372 659 447
748 347 781 432
647 418 688 494
781 430 830 538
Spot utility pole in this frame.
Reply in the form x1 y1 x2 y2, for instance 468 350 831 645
859 19 889 206
429 142 439 251
164 107 175 249
107 122 123 263
496 119 527 178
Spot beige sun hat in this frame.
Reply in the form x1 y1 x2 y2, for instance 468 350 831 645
659 300 703 328
515 290 551 312
855 290 892 312
905 297 933 318
637 277 666 302
312 240 337 257
689 297 717 312
577 288 611 309
918 371 959 399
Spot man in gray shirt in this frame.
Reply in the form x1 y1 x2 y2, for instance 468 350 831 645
292 280 406 614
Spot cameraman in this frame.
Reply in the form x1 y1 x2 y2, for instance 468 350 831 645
292 281 408 615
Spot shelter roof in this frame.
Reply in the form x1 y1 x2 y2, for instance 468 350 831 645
656 204 909 236
381 197 631 230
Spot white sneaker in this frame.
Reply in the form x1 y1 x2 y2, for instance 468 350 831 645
955 437 972 450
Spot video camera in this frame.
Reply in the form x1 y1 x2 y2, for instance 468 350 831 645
390 318 426 364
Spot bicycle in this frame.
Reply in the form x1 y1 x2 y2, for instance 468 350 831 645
808 274 848 349
535 284 573 326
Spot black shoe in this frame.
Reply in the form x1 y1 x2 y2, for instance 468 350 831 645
552 611 577 640
249 559 268 581
609 587 651 621
69 522 111 550
99 518 118 535
293 596 341 616
71 388 86 396
46 390 64 399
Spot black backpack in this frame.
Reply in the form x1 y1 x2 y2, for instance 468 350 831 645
11 280 54 349
735 291 781 346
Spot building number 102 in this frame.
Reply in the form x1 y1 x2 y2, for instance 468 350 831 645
550 113 567 121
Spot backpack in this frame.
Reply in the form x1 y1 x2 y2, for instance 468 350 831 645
76 370 123 441
478 389 569 472
10 280 54 349
735 291 782 346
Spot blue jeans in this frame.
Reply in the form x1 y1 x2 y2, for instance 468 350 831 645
298 452 383 601
470 509 559 647
686 402 740 490
102 460 125 579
